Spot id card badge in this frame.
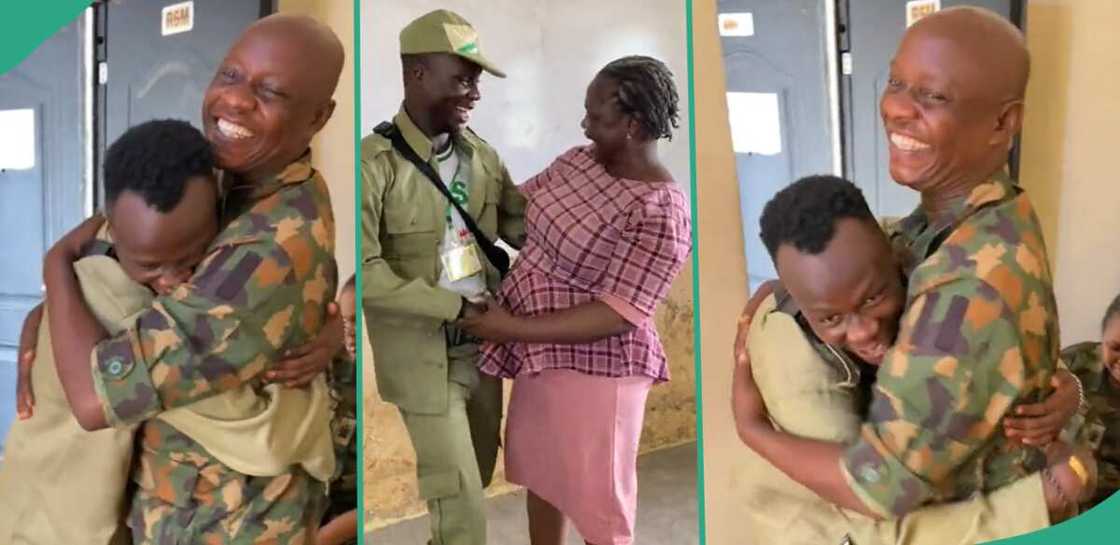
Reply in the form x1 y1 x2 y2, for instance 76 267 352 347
442 244 483 281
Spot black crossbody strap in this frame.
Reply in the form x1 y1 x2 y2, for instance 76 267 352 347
374 122 509 277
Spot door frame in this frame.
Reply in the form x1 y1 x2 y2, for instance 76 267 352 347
89 0 275 208
833 0 1028 185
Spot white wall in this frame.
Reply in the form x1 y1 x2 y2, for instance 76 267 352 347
359 0 691 202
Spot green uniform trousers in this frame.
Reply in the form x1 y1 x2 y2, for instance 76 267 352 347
398 340 502 545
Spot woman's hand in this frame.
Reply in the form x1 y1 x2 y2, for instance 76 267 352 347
458 298 522 342
266 302 343 387
1004 368 1081 446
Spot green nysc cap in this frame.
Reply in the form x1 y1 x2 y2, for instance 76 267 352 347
399 9 506 78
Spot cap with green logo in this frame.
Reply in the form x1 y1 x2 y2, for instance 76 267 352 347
399 9 506 78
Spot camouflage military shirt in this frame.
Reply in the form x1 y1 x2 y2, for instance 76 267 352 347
843 173 1060 518
325 351 358 520
1062 341 1119 507
90 153 338 542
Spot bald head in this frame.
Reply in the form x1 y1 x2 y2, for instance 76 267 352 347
879 7 1030 199
241 13 345 101
905 6 1030 101
202 13 344 180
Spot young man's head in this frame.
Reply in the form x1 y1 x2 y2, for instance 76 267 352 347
203 14 344 180
104 119 220 295
760 176 905 365
399 10 505 136
338 275 356 359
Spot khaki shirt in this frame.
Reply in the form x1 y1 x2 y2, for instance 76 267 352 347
361 108 526 414
742 292 1049 545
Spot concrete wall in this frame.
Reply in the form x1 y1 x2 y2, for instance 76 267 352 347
1018 0 1120 345
691 1 752 544
276 0 356 285
696 0 1120 542
360 0 696 529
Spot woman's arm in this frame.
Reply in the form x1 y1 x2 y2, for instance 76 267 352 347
458 299 635 344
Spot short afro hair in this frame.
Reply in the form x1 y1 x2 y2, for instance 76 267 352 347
598 55 679 141
759 175 875 259
104 119 215 213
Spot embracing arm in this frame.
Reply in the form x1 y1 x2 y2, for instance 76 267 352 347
731 350 881 517
43 217 110 430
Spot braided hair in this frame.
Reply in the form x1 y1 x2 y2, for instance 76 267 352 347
598 55 679 141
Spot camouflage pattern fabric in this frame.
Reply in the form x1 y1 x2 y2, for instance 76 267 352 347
129 423 327 545
87 152 337 540
1062 341 1120 508
325 352 358 521
843 173 1059 518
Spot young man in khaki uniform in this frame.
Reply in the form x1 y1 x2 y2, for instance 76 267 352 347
361 9 526 545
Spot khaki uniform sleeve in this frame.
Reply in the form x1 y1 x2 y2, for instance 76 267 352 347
857 473 1048 545
360 150 461 323
91 236 302 427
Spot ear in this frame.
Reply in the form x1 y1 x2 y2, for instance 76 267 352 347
990 99 1024 148
310 98 337 135
626 116 643 141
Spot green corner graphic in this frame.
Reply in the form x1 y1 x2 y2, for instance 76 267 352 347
0 2 93 74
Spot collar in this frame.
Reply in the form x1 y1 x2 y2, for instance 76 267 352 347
220 150 315 203
895 171 1020 263
394 106 476 163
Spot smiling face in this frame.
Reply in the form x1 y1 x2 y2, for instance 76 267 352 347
108 176 220 295
879 13 1025 194
405 53 483 135
581 74 635 163
776 217 906 365
202 17 339 179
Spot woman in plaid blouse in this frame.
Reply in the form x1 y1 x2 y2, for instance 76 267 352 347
460 56 692 545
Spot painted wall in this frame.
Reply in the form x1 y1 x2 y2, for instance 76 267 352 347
1018 0 1120 345
359 0 696 529
696 0 1120 542
692 1 753 543
276 0 356 285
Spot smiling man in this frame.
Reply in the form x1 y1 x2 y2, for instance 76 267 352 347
729 5 1079 528
360 9 525 545
34 14 346 544
733 176 1087 545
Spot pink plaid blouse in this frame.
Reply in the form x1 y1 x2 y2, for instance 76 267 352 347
478 146 692 381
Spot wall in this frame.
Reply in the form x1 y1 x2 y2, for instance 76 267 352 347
1018 0 1120 345
359 0 696 529
276 0 356 285
691 1 753 544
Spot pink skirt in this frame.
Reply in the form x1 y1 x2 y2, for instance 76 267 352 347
504 368 654 545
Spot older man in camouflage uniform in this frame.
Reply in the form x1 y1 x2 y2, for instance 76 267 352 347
37 14 346 544
730 6 1086 525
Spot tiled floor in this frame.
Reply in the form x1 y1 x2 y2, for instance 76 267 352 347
368 442 700 544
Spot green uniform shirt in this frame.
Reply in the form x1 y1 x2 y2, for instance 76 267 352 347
360 108 525 414
89 153 338 509
843 174 1059 517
